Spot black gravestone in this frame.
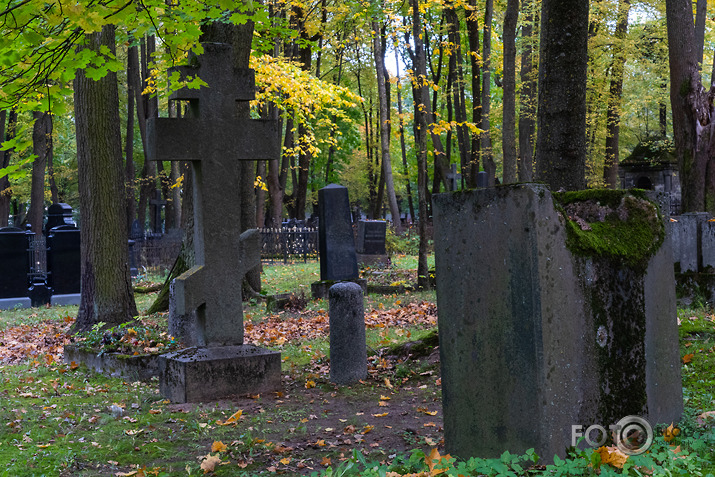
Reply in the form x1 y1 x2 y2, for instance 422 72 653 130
47 225 81 296
130 219 144 240
356 220 387 255
318 184 359 281
45 203 76 236
0 227 30 299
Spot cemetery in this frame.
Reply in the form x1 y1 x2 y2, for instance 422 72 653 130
1 3 715 476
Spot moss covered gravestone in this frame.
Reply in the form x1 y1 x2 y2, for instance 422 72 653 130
147 42 281 403
433 183 682 461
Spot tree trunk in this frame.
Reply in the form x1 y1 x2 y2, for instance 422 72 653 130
445 2 470 190
73 25 138 332
0 110 16 226
125 45 138 232
481 0 496 185
603 0 631 189
665 0 715 213
373 21 401 229
466 0 481 187
395 49 416 222
534 0 589 191
502 0 519 184
136 36 158 231
411 0 431 290
29 111 51 234
518 0 537 182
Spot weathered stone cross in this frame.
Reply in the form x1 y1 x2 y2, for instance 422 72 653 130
147 42 279 347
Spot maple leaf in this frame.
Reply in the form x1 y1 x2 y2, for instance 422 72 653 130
597 446 628 469
663 423 681 442
200 454 221 473
425 448 452 475
216 410 242 425
211 441 227 453
321 456 332 466
305 380 316 389
682 353 694 364
279 457 291 465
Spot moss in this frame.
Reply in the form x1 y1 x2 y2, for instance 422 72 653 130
553 189 664 271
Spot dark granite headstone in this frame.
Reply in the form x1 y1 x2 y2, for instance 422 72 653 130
0 227 30 302
46 225 81 303
318 184 358 281
356 220 387 255
45 203 76 236
148 42 281 403
130 219 144 240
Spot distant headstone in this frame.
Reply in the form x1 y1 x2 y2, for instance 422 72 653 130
317 184 359 281
45 203 76 236
148 42 281 403
47 224 81 305
0 226 31 309
329 282 367 384
446 163 461 191
433 184 682 461
670 212 709 272
476 171 489 188
130 219 144 240
150 189 167 234
356 220 388 266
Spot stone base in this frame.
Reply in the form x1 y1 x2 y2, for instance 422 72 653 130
356 253 389 267
63 344 160 381
158 344 281 403
51 293 81 306
311 279 367 299
0 297 30 310
265 293 292 313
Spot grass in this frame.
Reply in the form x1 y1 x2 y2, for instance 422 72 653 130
0 258 714 476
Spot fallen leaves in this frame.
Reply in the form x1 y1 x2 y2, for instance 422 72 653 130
0 320 71 365
215 410 242 426
682 353 694 364
597 445 628 469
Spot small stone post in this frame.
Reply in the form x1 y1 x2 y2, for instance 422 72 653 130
329 282 367 384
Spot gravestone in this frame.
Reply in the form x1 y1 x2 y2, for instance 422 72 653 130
670 212 709 272
46 224 81 306
148 42 281 403
328 282 367 384
150 189 167 234
45 203 76 236
311 184 366 299
446 163 461 191
433 184 682 461
356 220 388 266
0 226 31 309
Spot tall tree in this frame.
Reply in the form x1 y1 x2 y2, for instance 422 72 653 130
502 0 519 183
0 110 16 226
518 0 537 182
372 20 401 229
465 0 481 187
480 0 496 185
534 0 589 191
665 0 715 213
73 25 137 331
602 0 631 188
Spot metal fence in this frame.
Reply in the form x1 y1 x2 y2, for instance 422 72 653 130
28 236 47 282
260 226 319 263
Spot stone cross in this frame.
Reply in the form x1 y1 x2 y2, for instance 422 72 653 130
446 163 461 191
149 189 167 234
147 42 280 347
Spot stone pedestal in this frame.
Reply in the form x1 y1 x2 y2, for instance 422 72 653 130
329 282 367 384
433 184 682 461
159 345 281 403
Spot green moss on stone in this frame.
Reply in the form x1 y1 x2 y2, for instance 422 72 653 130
553 189 664 271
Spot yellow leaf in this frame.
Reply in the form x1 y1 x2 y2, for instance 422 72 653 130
305 380 316 389
663 423 680 442
321 456 332 466
280 457 291 465
597 446 628 469
384 378 393 389
217 410 243 425
200 454 221 473
682 353 694 364
379 395 391 401
362 425 375 434
425 448 452 475
211 441 227 453
372 412 389 417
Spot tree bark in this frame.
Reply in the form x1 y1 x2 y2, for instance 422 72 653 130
481 0 496 185
534 0 589 191
501 0 519 184
445 3 470 190
73 25 138 332
30 111 51 234
395 48 416 222
373 21 402 229
603 0 631 189
665 0 715 213
125 45 138 232
518 0 537 182
135 36 158 231
465 0 481 187
0 110 16 226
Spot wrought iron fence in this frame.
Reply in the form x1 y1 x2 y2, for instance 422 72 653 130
260 226 318 263
28 236 47 282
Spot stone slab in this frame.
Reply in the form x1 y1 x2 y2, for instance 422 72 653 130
702 220 715 270
51 293 81 306
318 184 359 281
356 253 389 267
670 212 710 272
0 297 30 310
158 345 281 403
63 344 160 381
433 183 682 461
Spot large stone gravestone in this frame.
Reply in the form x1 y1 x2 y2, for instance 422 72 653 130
45 203 76 236
356 220 388 266
47 224 81 306
433 184 682 461
0 227 31 309
148 42 281 403
311 184 365 299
